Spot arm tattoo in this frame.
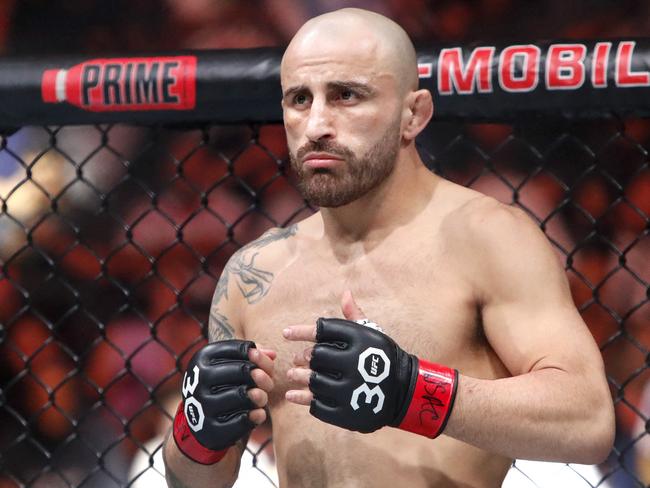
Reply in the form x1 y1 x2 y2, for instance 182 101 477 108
209 308 236 342
209 225 297 342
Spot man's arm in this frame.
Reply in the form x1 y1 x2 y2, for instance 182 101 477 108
444 199 615 463
162 227 290 488
162 265 249 488
282 202 614 463
163 429 249 488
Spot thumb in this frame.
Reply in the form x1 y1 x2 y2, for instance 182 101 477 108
341 289 366 322
257 347 277 361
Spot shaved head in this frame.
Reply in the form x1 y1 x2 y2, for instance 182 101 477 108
280 9 432 208
282 8 418 94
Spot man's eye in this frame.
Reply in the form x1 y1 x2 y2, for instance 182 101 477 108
294 93 308 105
340 90 356 100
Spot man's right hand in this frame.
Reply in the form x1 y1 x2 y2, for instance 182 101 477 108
173 340 275 465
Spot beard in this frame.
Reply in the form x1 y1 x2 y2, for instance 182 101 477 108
288 119 401 208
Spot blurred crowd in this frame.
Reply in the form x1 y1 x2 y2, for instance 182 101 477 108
0 1 649 487
4 0 650 54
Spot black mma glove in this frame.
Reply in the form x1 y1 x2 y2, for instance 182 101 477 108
173 340 257 464
309 318 458 438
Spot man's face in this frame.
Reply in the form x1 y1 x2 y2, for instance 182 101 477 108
281 34 404 207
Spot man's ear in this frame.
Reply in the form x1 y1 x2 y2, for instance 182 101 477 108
402 89 434 142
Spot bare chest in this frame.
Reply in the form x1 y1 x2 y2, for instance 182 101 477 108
243 242 486 403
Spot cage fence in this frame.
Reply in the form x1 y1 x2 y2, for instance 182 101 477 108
0 114 647 487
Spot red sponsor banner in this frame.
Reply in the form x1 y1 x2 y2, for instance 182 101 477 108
435 40 650 95
437 46 494 94
41 56 197 112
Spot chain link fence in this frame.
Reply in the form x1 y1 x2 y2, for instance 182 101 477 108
0 116 648 487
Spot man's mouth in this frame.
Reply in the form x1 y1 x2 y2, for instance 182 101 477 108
302 152 344 169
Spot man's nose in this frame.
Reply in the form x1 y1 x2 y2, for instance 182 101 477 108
304 98 336 142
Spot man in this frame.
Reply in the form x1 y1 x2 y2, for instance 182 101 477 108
163 8 615 487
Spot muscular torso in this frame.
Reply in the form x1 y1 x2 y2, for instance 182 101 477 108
239 181 513 487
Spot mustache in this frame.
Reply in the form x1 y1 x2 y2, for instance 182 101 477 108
296 140 354 161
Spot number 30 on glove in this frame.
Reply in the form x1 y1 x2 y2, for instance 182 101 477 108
173 340 258 464
307 318 458 438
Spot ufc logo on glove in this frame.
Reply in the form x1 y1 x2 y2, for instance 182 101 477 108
350 347 391 414
181 366 206 432
306 317 458 438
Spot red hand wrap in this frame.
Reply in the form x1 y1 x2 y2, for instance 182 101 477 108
173 403 228 465
397 359 458 438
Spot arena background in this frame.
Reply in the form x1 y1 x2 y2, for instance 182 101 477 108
0 1 649 487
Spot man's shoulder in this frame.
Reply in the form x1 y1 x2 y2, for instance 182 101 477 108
433 183 567 310
438 181 550 274
229 224 300 270
212 222 304 325
239 224 300 254
441 182 535 242
228 212 321 268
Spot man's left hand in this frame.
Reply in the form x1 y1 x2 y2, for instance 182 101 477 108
282 290 458 437
283 289 365 406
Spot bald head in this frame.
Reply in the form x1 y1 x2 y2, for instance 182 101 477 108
282 8 418 94
280 7 434 201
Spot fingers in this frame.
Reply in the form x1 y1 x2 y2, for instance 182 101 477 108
285 367 313 406
249 407 267 425
251 368 274 392
341 289 366 322
249 349 275 406
283 325 317 342
247 387 268 408
258 348 277 361
292 346 313 367
249 347 275 376
248 385 270 425
247 362 272 424
285 389 313 406
287 367 311 386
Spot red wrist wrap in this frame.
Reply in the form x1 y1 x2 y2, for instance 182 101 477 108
397 359 458 438
173 403 228 465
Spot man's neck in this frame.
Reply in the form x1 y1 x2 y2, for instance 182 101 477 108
318 153 440 257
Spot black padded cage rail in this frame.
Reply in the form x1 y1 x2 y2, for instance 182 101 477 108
0 41 648 488
3 39 650 127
